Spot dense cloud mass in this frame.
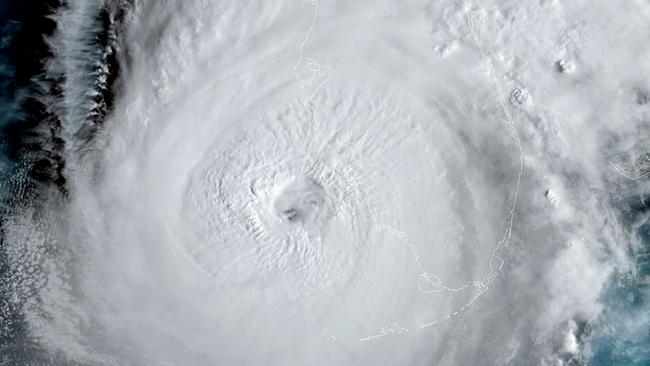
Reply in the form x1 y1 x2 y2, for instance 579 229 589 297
1 0 649 365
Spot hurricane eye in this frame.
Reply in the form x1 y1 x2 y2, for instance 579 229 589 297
282 208 299 222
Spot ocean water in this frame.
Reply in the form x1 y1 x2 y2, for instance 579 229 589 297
590 197 650 366
0 1 24 189
0 0 62 200
0 1 70 363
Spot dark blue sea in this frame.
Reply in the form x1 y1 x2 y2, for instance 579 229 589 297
590 198 650 366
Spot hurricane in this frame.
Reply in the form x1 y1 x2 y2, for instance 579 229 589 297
1 0 649 365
